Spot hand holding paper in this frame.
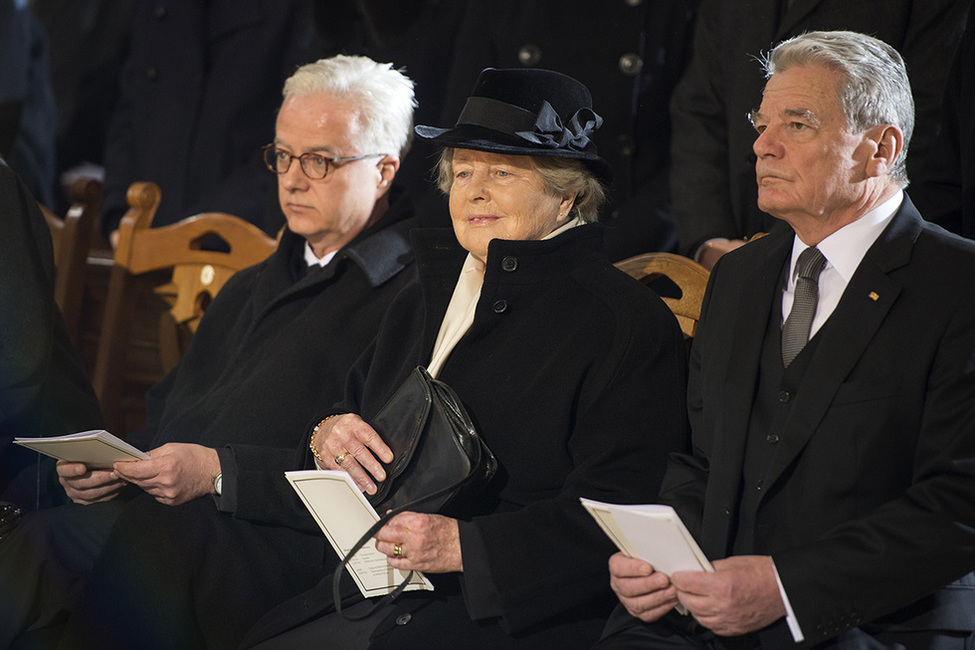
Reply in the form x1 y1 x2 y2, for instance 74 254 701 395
670 555 786 636
112 442 221 506
14 429 149 468
56 461 128 505
607 552 681 623
13 430 146 506
580 498 712 576
286 470 433 599
581 498 713 620
374 511 462 573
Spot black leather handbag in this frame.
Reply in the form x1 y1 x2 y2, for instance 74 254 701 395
334 366 497 617
367 366 497 515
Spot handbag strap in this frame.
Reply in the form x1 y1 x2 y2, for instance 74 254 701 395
430 378 477 438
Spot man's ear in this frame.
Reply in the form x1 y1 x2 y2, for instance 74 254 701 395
377 155 400 191
866 125 903 178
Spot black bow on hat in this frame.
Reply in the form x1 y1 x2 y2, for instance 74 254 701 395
415 67 613 184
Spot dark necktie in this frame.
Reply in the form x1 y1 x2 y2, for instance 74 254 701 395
781 246 827 367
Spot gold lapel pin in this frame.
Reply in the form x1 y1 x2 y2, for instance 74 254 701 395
868 291 879 301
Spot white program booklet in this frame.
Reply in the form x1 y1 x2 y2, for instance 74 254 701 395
13 429 150 469
580 498 713 576
286 470 434 599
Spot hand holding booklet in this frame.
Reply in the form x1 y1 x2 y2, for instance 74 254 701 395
13 429 150 469
286 469 433 599
581 498 713 616
580 497 713 576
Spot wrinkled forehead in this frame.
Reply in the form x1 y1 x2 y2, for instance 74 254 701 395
759 66 843 116
274 93 363 151
451 148 536 168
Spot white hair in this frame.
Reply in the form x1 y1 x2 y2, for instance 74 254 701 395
283 55 417 158
762 31 915 186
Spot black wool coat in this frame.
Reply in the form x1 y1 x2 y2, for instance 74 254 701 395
247 224 690 649
0 163 103 510
60 197 421 650
438 0 698 260
913 5 975 241
99 0 313 238
127 197 419 529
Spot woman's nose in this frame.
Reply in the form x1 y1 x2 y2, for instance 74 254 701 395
464 172 489 201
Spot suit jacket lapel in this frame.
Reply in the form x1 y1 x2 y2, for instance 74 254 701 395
763 199 922 488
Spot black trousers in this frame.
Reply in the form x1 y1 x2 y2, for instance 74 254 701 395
0 499 125 649
59 493 326 650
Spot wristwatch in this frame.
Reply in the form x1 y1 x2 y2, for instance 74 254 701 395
212 473 223 496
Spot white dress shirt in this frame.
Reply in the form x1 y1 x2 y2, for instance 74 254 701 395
304 242 338 268
781 190 903 335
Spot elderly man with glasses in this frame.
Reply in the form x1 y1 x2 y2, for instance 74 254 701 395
0 54 420 649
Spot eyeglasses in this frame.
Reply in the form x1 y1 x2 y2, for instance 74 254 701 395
261 145 385 180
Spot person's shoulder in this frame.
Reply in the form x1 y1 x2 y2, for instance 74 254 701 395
907 219 975 279
709 228 788 278
917 219 975 254
575 258 683 330
874 209 975 308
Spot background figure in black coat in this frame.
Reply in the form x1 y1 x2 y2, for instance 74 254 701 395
309 0 467 230
33 0 135 215
1 55 419 649
0 161 103 513
436 0 699 261
912 0 975 240
672 0 969 269
99 0 314 244
601 31 975 649
0 0 57 207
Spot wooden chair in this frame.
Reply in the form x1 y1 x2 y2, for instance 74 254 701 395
92 181 278 435
615 252 710 346
40 178 103 345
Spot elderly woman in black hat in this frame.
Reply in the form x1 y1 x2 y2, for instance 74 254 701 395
252 67 689 649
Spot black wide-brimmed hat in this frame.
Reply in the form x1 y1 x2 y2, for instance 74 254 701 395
415 67 613 184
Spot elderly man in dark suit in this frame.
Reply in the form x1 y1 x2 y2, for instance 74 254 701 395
673 0 968 269
599 31 975 649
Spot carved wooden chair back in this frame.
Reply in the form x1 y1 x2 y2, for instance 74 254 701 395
92 181 277 434
614 252 710 347
40 178 103 344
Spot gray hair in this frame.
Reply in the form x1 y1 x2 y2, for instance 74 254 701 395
282 55 416 158
762 31 914 186
435 148 607 223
